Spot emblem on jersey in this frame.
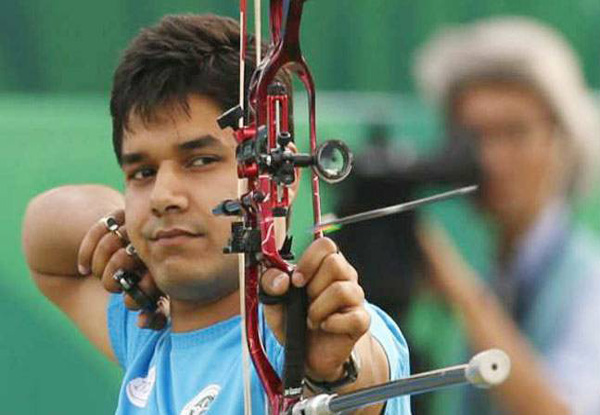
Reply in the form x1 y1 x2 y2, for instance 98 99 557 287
126 366 156 408
180 384 221 415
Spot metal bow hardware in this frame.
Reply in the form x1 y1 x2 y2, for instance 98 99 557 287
291 349 510 415
212 1 510 415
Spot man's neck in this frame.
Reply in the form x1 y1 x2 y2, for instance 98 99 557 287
169 290 241 332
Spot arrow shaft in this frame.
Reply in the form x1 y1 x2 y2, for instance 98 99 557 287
314 185 478 232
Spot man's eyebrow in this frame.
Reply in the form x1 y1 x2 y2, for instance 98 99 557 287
178 135 222 152
120 152 144 166
120 135 223 166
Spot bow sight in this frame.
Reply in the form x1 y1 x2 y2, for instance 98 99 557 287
216 83 353 189
213 82 353 260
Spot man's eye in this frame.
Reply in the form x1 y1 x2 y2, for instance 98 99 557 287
188 156 218 168
130 167 155 181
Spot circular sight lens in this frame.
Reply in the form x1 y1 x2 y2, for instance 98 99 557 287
315 140 353 183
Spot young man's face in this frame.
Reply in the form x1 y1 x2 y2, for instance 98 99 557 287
121 95 240 303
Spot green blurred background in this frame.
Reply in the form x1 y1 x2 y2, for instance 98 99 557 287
2 1 599 414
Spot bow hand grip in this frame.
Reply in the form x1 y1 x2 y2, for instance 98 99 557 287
283 285 308 397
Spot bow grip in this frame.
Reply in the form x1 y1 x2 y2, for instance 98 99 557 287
283 284 308 396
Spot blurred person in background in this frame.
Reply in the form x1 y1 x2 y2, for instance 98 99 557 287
414 17 600 415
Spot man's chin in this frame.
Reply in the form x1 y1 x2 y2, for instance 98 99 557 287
152 263 239 304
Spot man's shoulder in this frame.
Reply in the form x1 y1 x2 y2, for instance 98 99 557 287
107 294 167 368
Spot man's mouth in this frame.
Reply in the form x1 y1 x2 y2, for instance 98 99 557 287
150 228 204 246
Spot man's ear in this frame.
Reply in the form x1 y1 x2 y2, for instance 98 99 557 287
287 142 302 203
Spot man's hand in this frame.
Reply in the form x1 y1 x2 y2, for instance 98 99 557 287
77 208 167 329
417 222 571 415
261 237 371 382
416 221 485 304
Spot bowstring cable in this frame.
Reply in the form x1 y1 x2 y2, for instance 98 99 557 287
254 0 262 64
253 2 266 414
238 3 253 415
254 0 269 414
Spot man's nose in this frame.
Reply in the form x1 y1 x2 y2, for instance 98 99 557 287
150 163 189 216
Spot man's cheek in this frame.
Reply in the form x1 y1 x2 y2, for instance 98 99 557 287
124 208 148 262
129 230 149 266
215 217 238 246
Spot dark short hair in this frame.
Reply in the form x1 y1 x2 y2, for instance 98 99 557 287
110 14 290 163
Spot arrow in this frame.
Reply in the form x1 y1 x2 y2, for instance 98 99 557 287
312 185 478 234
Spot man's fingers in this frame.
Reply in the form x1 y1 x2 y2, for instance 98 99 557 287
108 209 125 224
77 210 125 275
306 252 357 300
122 271 161 311
416 221 481 298
101 248 142 293
318 307 370 338
260 268 290 344
90 232 127 280
260 268 290 296
77 222 109 276
137 310 168 330
293 237 338 287
307 281 364 330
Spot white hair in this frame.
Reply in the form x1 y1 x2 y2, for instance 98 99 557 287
414 16 600 196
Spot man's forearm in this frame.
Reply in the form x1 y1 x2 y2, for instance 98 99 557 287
347 333 390 415
449 273 569 415
419 225 569 415
303 332 390 415
22 184 124 277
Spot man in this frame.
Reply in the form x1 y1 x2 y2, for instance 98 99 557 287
413 17 600 415
22 14 410 415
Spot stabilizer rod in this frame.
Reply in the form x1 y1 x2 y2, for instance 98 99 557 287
290 349 510 415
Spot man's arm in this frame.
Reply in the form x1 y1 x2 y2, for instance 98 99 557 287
418 224 569 415
22 184 124 361
261 238 400 415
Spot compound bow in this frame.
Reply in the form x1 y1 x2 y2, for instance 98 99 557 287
214 1 352 414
